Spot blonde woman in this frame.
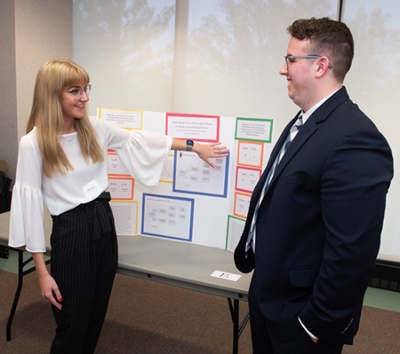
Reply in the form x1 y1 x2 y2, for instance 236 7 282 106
9 59 228 354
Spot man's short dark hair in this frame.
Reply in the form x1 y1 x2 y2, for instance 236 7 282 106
288 17 354 82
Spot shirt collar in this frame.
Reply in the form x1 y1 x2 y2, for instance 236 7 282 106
301 88 340 124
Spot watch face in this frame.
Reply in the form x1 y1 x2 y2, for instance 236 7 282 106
187 140 194 147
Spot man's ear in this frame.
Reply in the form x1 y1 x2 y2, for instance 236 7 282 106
316 57 331 77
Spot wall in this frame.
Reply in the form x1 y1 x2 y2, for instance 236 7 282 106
0 0 398 260
72 0 400 260
0 1 18 178
0 0 73 180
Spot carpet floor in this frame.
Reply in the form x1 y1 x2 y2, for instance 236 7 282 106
1 269 399 353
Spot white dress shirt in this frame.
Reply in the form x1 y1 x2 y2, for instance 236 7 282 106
9 116 172 253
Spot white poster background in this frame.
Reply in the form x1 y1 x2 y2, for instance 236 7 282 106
102 112 273 250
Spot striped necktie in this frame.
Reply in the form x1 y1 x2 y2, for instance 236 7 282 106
245 115 304 257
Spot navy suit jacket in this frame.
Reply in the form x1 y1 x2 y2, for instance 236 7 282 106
234 87 393 344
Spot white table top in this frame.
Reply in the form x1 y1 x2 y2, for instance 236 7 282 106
117 235 251 300
0 211 251 300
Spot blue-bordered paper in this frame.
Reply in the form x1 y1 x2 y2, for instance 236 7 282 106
141 194 194 241
172 151 230 198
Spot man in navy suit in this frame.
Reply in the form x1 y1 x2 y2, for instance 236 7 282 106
234 17 393 354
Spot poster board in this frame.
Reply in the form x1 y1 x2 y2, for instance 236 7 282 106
98 109 273 250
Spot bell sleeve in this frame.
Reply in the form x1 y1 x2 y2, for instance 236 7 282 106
8 134 47 253
118 130 172 189
102 119 173 189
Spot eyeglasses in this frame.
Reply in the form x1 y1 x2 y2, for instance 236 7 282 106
66 84 92 98
284 55 332 70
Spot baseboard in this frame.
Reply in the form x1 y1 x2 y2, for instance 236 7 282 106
370 259 400 292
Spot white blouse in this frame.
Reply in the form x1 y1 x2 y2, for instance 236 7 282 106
9 117 172 252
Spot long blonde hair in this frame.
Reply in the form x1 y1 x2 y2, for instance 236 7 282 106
26 59 104 178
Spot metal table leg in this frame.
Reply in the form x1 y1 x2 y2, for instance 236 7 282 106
227 298 250 354
6 248 50 341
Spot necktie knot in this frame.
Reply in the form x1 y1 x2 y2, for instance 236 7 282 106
296 114 303 126
290 114 303 133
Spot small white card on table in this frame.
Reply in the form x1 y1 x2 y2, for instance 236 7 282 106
210 270 242 281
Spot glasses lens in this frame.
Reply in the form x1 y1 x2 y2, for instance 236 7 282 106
284 56 289 69
85 84 91 97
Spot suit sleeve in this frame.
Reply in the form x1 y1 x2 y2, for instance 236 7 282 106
299 125 393 343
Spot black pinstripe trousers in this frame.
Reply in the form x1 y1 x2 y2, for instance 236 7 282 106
49 193 118 354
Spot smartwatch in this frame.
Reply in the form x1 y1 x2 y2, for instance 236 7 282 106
186 140 194 151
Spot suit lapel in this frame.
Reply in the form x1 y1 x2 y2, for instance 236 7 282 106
257 114 300 188
268 117 317 186
248 87 350 218
247 113 301 219
266 87 350 189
